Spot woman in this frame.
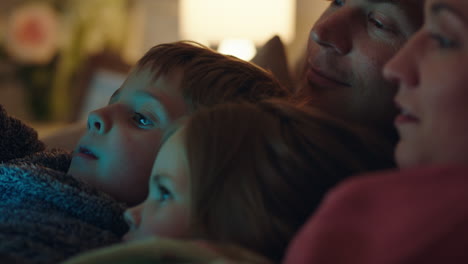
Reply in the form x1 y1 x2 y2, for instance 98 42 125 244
284 0 468 263
386 0 468 169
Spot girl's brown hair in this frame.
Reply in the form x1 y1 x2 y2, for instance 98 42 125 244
136 41 291 111
183 100 394 262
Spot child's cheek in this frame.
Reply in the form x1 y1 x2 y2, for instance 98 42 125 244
147 205 191 239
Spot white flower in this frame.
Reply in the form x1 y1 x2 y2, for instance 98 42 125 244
5 3 60 65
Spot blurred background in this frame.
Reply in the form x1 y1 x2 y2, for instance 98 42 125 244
0 0 327 133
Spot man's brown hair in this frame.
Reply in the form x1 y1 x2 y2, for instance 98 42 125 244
136 41 291 111
182 100 395 262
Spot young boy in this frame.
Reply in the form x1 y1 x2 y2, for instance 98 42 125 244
67 41 290 207
0 41 289 264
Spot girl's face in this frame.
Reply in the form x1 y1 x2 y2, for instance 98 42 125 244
384 0 468 168
68 68 188 206
123 128 191 242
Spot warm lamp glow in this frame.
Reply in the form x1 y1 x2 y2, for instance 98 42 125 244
179 0 296 46
217 38 257 61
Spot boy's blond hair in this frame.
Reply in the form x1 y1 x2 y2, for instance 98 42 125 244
136 41 291 111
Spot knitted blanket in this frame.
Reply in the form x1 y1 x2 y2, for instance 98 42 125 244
0 105 44 162
0 105 128 263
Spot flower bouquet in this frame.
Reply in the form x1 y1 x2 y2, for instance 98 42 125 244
1 0 129 121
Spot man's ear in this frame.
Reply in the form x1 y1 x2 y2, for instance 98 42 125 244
0 104 45 162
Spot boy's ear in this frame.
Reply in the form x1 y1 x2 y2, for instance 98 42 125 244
0 105 45 162
251 35 294 92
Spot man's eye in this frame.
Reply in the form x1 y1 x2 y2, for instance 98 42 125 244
132 112 153 127
370 18 384 29
368 13 397 34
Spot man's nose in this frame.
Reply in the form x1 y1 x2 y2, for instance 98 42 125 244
311 8 356 55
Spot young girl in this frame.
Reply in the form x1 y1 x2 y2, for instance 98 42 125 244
122 99 395 262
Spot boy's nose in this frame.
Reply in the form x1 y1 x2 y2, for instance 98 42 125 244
87 110 108 134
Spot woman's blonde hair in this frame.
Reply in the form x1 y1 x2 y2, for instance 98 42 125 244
182 100 394 262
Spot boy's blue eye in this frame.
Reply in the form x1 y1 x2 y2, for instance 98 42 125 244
132 112 153 127
430 33 458 49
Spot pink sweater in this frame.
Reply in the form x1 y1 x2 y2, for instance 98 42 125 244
284 166 468 264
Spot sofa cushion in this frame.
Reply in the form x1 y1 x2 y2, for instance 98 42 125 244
251 35 294 91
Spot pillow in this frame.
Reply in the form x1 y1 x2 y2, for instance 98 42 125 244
251 35 294 92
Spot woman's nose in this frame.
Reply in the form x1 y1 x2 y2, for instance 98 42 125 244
383 31 423 89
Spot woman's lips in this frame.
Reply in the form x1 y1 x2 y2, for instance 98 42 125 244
306 66 351 89
394 102 420 125
395 109 420 125
395 114 419 124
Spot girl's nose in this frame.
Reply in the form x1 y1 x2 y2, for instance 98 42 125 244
123 204 143 230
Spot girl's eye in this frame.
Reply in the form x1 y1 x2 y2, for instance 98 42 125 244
157 185 172 202
132 112 154 128
430 33 458 49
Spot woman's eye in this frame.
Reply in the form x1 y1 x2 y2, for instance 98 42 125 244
430 33 458 49
157 185 172 202
326 0 344 7
132 112 153 127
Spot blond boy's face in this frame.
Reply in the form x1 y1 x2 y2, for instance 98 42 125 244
68 68 188 206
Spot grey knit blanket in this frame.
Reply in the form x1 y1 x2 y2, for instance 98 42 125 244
0 105 128 264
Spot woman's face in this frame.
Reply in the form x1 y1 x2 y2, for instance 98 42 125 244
384 0 468 168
